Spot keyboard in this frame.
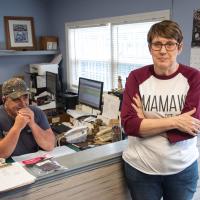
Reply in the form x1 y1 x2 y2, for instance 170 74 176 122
67 109 96 119
51 123 72 134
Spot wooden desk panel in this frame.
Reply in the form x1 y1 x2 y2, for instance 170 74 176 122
0 141 130 200
3 163 130 200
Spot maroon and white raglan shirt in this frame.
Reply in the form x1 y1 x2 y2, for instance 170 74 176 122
121 64 200 175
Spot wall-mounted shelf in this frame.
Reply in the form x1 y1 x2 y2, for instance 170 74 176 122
0 50 59 56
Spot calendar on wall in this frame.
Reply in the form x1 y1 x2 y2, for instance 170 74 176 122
190 9 200 69
190 47 200 69
191 9 200 47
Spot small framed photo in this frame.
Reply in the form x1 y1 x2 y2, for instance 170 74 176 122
39 36 58 50
4 16 36 50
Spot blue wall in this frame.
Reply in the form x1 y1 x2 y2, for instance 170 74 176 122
47 0 200 90
0 0 199 89
47 0 171 90
172 0 199 68
0 0 51 84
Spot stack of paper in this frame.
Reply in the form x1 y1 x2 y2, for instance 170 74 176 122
0 162 36 192
102 93 120 119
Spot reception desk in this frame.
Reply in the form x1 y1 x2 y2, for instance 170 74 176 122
0 140 131 200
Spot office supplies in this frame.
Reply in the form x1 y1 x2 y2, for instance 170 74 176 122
0 162 11 168
22 155 52 167
51 123 72 134
98 132 112 142
67 109 95 119
112 125 122 142
64 126 88 143
12 146 76 163
48 146 75 157
0 162 36 192
30 63 58 75
29 63 59 97
0 158 5 164
83 116 97 122
37 100 56 110
36 159 61 172
95 127 113 142
102 93 120 120
96 127 112 137
0 158 11 168
34 91 51 99
28 159 66 177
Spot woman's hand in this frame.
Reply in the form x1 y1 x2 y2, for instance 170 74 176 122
173 108 200 136
131 94 145 119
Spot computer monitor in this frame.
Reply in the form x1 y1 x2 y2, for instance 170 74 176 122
46 71 57 95
78 77 104 110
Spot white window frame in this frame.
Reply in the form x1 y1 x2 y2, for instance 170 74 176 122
65 9 170 92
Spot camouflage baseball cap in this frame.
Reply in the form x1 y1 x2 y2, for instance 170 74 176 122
2 78 29 99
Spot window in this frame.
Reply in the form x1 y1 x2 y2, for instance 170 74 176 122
66 10 170 91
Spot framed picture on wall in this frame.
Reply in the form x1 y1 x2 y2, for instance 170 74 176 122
4 16 36 50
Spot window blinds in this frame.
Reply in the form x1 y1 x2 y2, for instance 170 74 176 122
66 10 170 91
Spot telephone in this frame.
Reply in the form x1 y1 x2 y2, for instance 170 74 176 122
95 127 113 142
64 126 88 143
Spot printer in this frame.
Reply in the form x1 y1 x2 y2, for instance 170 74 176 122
30 63 58 75
29 63 59 89
29 63 59 110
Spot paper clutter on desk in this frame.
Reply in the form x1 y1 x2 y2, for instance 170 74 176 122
102 93 120 120
22 155 51 166
0 162 36 192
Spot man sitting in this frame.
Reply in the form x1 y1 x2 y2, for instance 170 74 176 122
0 77 55 158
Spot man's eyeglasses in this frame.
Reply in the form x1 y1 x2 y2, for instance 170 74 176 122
150 42 179 51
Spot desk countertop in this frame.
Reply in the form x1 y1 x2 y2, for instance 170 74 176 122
37 140 127 182
0 140 128 198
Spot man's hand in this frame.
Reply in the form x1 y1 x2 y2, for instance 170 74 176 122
14 112 30 130
131 94 145 118
173 108 200 136
18 107 35 127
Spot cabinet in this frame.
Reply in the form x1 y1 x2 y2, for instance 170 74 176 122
0 50 59 56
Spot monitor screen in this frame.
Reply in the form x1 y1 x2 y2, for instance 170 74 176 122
78 77 103 110
46 71 57 95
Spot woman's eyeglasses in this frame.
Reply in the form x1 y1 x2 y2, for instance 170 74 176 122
150 42 179 51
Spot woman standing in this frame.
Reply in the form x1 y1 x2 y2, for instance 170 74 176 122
121 20 200 200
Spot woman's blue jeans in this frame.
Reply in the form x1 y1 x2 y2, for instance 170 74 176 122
124 160 199 200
